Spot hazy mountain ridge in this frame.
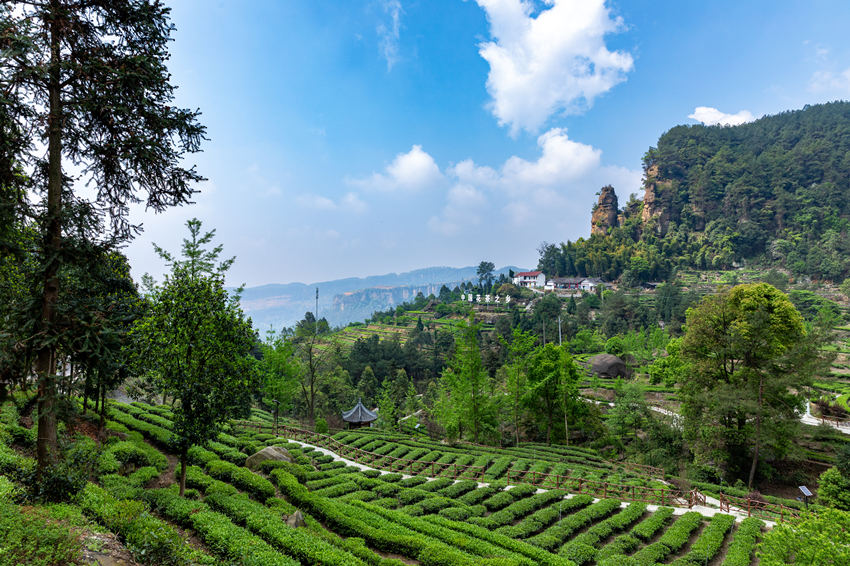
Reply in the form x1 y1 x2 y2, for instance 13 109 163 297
240 265 523 330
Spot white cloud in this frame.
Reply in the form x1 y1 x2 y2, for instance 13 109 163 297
427 184 486 236
377 0 403 71
341 192 368 214
296 191 368 214
452 128 600 193
296 194 337 210
428 127 638 234
350 144 444 192
688 106 755 127
475 0 633 134
809 67 850 95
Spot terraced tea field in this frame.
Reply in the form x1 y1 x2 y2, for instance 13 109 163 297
83 400 776 565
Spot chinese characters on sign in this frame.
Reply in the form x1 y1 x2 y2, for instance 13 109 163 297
460 294 511 304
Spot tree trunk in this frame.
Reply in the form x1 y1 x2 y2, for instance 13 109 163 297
514 387 520 447
179 452 187 496
747 376 764 489
99 383 106 433
35 0 64 476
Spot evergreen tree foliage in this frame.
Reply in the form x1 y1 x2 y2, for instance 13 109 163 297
0 0 205 474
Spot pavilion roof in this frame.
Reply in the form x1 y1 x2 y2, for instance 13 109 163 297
342 399 378 423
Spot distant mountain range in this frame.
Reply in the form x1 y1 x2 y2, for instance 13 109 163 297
239 265 524 331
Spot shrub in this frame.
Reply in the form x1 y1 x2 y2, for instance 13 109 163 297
0 501 84 565
315 418 329 434
817 467 850 511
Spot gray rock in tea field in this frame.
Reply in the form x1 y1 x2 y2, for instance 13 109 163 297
245 445 293 471
286 509 306 528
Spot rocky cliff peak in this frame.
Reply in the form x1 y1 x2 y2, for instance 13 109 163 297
591 185 620 235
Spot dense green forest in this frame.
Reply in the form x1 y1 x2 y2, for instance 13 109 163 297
539 102 850 284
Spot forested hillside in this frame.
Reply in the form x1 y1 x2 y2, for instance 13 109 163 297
539 102 850 284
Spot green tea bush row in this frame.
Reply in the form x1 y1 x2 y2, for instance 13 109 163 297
308 472 359 491
101 439 168 474
143 488 298 566
398 476 428 488
354 500 532 562
527 499 622 551
438 479 478 499
204 491 368 565
78 483 214 565
593 506 674 563
631 506 675 540
482 483 537 511
313 480 361 498
472 489 566 529
720 517 763 566
108 407 173 446
423 514 576 566
205 459 275 500
656 511 703 552
400 495 455 516
496 494 594 539
417 477 455 492
559 502 647 563
458 484 501 505
271 469 520 566
483 457 513 479
670 512 734 565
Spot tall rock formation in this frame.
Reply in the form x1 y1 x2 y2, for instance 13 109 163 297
640 166 672 235
591 185 619 235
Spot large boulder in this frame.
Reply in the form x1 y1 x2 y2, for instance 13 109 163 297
286 510 306 528
244 445 293 471
589 353 631 379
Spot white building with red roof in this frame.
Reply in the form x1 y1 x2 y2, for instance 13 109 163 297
512 270 546 288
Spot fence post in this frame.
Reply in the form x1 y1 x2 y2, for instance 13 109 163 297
604 483 608 499
431 462 435 476
747 498 751 517
453 463 458 478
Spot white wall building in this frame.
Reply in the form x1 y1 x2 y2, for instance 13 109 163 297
513 271 546 288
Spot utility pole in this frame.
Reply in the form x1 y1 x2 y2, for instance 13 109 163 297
558 316 562 346
315 287 319 322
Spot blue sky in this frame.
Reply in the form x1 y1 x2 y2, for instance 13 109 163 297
126 0 850 287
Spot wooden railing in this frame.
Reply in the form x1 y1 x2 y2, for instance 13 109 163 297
231 420 798 522
718 492 801 523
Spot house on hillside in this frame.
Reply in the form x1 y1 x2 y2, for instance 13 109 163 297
513 270 546 288
580 278 602 292
545 276 584 291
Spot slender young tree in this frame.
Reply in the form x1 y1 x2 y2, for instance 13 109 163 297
0 1 205 473
502 328 536 445
132 220 258 496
